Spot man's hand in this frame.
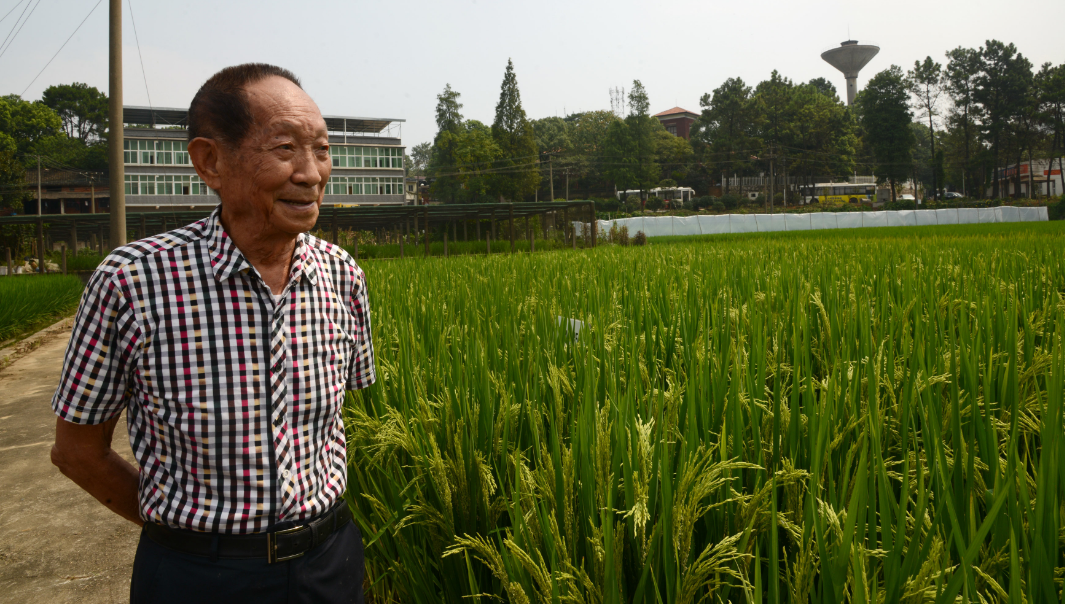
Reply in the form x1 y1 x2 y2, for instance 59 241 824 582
51 414 143 526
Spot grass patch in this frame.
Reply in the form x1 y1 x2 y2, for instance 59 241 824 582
0 274 84 343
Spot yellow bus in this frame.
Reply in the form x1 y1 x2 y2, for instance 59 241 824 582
800 183 875 204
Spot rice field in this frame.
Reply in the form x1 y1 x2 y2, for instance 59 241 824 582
346 222 1065 604
0 274 84 343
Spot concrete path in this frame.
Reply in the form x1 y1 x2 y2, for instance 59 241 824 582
0 320 138 604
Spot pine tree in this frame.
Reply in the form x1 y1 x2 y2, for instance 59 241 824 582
429 84 465 203
857 66 915 201
490 59 540 201
626 80 659 195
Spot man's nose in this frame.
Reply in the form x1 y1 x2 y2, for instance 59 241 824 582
291 147 324 188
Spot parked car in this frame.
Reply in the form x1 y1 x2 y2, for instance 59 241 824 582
943 191 964 199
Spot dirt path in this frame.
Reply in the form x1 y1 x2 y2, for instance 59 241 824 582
0 320 138 604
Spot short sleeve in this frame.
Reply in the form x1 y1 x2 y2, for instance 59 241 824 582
51 268 141 424
346 266 376 390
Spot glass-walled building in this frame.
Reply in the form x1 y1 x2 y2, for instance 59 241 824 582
122 106 407 209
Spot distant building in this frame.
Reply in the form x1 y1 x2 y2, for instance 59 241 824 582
121 106 408 210
653 107 699 140
987 159 1063 198
22 168 108 216
405 176 430 205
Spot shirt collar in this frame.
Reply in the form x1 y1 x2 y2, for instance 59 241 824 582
206 206 319 287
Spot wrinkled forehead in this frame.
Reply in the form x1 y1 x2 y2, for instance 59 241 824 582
244 76 327 139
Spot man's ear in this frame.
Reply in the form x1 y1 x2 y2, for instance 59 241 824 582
188 137 224 192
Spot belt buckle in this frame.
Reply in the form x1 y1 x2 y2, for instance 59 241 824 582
267 525 306 564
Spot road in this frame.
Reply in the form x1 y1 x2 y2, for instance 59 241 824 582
0 319 138 604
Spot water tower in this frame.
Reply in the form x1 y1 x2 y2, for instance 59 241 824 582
821 40 880 106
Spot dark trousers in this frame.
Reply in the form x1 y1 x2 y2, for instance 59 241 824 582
130 521 365 604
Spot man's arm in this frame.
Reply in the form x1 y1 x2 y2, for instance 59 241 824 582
51 415 143 526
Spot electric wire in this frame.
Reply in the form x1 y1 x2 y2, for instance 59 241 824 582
0 0 27 27
19 0 103 97
126 0 152 110
0 0 36 61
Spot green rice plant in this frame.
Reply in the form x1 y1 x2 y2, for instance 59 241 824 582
345 222 1065 603
0 274 84 342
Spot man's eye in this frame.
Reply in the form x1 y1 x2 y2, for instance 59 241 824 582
279 144 294 151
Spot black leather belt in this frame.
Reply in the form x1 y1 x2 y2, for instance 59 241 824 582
144 502 353 564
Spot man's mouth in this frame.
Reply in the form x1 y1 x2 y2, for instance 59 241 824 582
279 199 317 208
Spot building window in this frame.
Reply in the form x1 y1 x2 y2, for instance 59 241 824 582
330 146 404 169
124 139 190 165
326 175 405 195
666 124 677 136
125 174 211 195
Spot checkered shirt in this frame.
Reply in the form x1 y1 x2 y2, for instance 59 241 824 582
51 207 375 534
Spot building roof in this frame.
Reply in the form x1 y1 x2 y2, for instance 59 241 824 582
122 106 404 134
653 107 698 119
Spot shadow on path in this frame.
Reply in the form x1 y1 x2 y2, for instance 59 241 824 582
0 320 138 604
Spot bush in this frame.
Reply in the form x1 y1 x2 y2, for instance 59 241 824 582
712 200 725 212
1050 195 1065 221
632 230 647 246
691 196 711 210
617 225 630 246
645 196 663 211
754 193 766 205
720 193 742 209
624 195 642 213
595 198 620 213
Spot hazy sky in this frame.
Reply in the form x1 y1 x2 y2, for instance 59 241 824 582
3 0 1063 149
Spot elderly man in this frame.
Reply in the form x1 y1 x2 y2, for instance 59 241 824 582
49 64 374 603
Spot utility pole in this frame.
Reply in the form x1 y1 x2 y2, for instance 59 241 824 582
37 155 44 272
90 177 96 213
549 156 554 201
108 0 126 250
769 146 774 214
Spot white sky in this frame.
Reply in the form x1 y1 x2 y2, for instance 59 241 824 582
3 0 1063 150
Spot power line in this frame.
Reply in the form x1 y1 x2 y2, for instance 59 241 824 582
0 0 28 26
0 0 37 61
126 0 152 110
19 0 103 96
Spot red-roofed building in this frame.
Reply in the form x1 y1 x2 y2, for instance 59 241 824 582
653 107 699 140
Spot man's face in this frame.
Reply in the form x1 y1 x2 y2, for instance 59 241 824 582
217 76 331 237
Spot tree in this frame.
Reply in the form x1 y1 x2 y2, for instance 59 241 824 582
856 66 915 201
754 71 794 151
945 47 983 196
40 83 108 142
489 59 539 201
409 142 432 176
429 84 466 202
788 82 857 194
626 80 659 194
569 110 618 196
530 116 573 198
653 121 693 182
0 149 31 212
603 118 637 195
1037 63 1065 198
806 77 839 100
692 78 757 194
974 40 1033 198
907 57 945 199
0 94 63 156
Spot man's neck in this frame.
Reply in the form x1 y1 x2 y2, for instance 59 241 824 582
219 208 297 295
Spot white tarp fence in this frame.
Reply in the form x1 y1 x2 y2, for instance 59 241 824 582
583 206 1048 238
